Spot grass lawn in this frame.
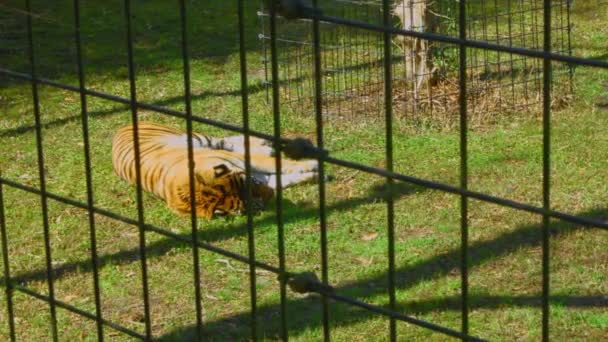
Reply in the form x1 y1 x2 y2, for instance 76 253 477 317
1 0 607 341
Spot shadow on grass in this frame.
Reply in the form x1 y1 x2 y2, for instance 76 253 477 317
6 180 425 285
0 52 394 139
0 79 270 139
157 294 608 342
155 208 608 341
2 178 606 339
0 1 268 82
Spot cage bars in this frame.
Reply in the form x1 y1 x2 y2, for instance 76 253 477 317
1 1 608 341
0 182 16 341
381 0 397 340
237 0 261 340
541 0 552 339
24 0 59 340
312 0 331 340
260 0 573 121
268 2 290 340
2 65 607 229
123 0 153 338
72 0 104 339
458 0 470 337
178 0 205 339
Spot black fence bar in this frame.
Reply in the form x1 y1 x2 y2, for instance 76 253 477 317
541 0 553 340
24 0 59 340
178 0 205 339
321 155 608 230
0 175 489 341
5 225 489 342
0 68 298 146
311 0 331 340
237 0 259 340
3 66 608 234
458 0 470 337
324 291 486 341
2 2 607 341
0 181 16 341
1 178 487 342
123 0 153 338
566 0 573 93
268 3 289 340
312 13 608 69
0 177 283 275
72 0 104 340
259 8 604 67
381 0 397 340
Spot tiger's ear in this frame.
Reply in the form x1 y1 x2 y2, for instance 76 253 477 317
212 164 230 177
194 164 230 186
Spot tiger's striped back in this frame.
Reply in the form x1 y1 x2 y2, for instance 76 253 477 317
111 122 265 218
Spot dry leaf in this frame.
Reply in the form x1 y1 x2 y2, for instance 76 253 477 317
354 256 374 266
361 232 378 241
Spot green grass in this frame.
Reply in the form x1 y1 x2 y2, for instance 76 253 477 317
1 0 608 341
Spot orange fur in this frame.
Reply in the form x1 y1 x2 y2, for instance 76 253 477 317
111 122 274 219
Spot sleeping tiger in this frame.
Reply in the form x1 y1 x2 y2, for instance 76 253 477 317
112 122 319 219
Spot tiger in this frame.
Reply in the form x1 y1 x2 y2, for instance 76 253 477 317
111 122 319 219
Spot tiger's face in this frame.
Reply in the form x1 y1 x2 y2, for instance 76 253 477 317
194 164 274 218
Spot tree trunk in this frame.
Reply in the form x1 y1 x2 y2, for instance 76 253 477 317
392 0 436 97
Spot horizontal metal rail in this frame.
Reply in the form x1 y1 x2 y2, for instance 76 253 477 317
0 70 606 233
2 2 605 340
0 176 485 341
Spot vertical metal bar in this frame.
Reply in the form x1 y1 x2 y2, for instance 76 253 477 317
480 0 489 74
294 43 300 104
558 0 565 54
259 1 270 104
465 1 477 117
517 0 530 103
0 181 16 341
346 19 354 117
565 0 573 94
268 2 288 340
493 0 502 110
506 0 516 104
330 27 338 117
381 0 396 340
237 0 258 340
24 1 59 340
529 0 541 107
542 0 552 339
284 33 292 108
458 0 470 338
311 0 330 340
72 1 104 340
123 0 152 339
408 0 418 111
178 0 204 339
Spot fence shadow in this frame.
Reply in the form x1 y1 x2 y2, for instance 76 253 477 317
2 183 605 339
0 1 268 85
6 180 425 285
155 207 608 341
0 52 396 139
0 79 269 139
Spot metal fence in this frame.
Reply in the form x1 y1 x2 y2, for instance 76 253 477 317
259 0 573 122
1 0 607 341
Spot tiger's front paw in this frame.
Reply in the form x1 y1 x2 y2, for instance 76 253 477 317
223 136 275 156
281 159 318 174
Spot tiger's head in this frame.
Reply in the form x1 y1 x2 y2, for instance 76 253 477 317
193 164 274 219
